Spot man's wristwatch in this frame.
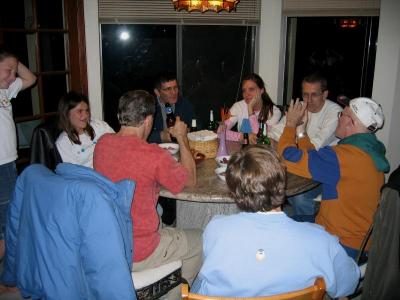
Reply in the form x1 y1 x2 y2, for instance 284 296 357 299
297 131 307 139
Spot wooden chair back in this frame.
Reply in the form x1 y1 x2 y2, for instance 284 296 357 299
181 277 325 300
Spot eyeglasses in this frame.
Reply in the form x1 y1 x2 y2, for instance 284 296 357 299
302 92 323 100
160 86 179 92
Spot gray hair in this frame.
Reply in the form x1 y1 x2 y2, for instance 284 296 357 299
117 90 155 126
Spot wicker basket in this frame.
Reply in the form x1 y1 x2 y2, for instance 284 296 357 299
188 138 218 158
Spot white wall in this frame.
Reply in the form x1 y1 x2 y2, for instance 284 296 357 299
373 0 400 173
258 0 284 104
84 0 103 120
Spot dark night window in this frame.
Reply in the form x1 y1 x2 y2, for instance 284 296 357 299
284 17 379 105
101 24 254 130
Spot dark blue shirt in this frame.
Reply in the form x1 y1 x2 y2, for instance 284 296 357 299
148 97 194 144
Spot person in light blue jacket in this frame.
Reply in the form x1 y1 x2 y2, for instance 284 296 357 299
192 145 360 298
1 163 136 300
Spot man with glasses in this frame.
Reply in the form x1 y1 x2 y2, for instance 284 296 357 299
270 73 343 222
270 72 342 149
148 71 194 144
278 97 389 260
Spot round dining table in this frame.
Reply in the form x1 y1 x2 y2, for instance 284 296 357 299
160 149 319 229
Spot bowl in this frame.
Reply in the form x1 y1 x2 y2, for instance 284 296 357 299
215 165 227 181
215 155 231 167
159 143 179 155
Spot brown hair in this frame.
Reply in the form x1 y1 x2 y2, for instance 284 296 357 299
57 91 95 145
302 72 328 92
241 73 274 122
0 48 18 62
226 145 286 212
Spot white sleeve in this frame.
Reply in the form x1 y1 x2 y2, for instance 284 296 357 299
56 133 77 164
92 119 115 138
6 78 23 99
266 105 282 126
327 241 361 298
268 117 285 141
227 102 240 129
308 105 342 149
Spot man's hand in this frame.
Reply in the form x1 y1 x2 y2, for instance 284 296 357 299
168 116 188 141
169 117 196 186
286 98 308 128
160 128 172 143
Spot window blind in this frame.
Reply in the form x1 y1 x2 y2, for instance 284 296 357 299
99 0 261 25
283 0 380 16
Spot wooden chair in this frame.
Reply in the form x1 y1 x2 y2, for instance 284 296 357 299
181 278 326 300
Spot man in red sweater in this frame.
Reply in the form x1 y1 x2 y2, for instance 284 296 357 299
94 90 201 285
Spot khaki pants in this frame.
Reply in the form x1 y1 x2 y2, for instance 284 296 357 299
133 227 203 285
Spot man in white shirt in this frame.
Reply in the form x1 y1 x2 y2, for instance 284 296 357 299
269 73 342 222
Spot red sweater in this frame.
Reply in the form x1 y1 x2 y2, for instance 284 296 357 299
94 134 188 261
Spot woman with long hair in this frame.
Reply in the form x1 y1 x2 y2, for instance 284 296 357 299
224 73 281 143
56 91 114 168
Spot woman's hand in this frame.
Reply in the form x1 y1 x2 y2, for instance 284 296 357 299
249 133 258 144
248 91 262 115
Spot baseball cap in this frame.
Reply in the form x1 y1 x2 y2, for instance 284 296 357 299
349 97 384 132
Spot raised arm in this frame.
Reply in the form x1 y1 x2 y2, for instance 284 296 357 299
17 62 36 90
169 116 196 187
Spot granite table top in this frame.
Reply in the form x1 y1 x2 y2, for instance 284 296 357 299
160 157 318 203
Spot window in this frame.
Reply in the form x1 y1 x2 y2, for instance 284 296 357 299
101 24 254 129
284 17 379 105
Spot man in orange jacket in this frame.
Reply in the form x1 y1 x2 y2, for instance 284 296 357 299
278 97 389 260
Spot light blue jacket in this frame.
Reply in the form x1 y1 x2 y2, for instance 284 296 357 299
1 163 136 300
192 212 360 298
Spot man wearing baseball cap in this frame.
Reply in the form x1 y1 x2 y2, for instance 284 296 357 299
278 97 389 260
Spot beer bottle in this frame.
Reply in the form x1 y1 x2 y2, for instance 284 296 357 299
190 119 198 132
165 103 176 128
165 103 176 142
258 123 270 145
207 110 216 131
256 122 264 144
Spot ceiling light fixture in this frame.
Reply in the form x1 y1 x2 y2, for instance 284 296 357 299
172 0 239 12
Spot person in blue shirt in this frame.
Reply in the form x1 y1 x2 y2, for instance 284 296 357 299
148 71 194 144
192 145 360 298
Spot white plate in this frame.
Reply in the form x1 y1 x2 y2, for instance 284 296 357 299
159 143 179 155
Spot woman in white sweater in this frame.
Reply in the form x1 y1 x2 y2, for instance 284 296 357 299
224 73 281 143
56 91 114 168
